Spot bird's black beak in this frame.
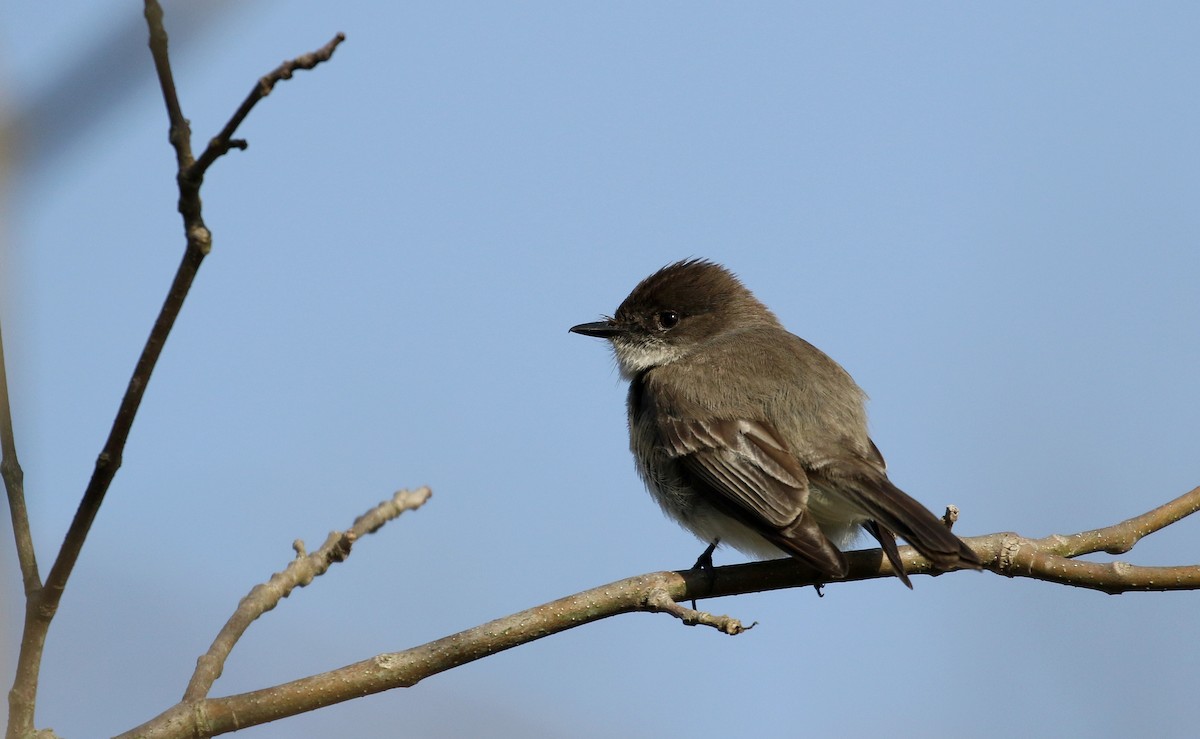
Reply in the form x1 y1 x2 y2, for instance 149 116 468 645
569 320 622 338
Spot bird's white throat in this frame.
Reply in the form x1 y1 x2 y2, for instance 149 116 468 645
610 337 685 379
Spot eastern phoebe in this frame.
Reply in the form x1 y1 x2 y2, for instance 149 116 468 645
570 259 980 587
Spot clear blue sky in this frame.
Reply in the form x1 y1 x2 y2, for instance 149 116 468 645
3 3 1199 737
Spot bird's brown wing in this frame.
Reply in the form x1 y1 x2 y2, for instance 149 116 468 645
659 416 848 578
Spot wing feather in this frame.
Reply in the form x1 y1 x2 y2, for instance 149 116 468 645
659 416 848 577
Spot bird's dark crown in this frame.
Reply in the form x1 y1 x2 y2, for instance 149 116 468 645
613 259 778 338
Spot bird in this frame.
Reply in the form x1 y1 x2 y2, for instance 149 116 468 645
570 258 980 587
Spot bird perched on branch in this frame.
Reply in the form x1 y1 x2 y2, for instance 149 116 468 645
571 259 980 586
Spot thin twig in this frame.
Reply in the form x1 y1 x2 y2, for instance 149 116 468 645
643 587 754 634
190 32 345 179
144 0 193 172
0 319 38 594
42 0 202 611
42 246 207 597
184 488 432 701
941 504 959 531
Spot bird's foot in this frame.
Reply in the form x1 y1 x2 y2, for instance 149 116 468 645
689 541 719 609
691 541 718 571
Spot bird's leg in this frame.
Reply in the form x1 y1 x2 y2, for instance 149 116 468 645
689 540 719 609
692 540 719 571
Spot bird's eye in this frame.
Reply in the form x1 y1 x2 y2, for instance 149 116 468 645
657 310 680 330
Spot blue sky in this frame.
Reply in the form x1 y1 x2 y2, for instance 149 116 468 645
3 3 1199 737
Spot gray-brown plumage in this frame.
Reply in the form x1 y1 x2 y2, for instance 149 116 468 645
570 258 980 586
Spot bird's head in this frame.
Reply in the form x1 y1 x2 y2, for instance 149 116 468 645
570 259 778 378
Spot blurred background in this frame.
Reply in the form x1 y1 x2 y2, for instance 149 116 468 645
2 3 1199 737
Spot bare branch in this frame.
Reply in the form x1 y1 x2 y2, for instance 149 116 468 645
1 317 44 739
143 0 193 172
978 485 1200 594
0 319 38 594
1035 485 1200 558
190 32 345 178
41 0 348 629
999 548 1200 594
118 486 1200 738
121 569 715 739
5 6 347 737
184 488 432 701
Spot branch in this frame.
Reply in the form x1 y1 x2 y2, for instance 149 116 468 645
184 488 432 701
1 317 45 739
144 0 192 172
40 0 347 645
118 486 1200 738
189 32 345 178
119 567 748 739
0 319 38 594
984 485 1200 594
5 6 347 737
